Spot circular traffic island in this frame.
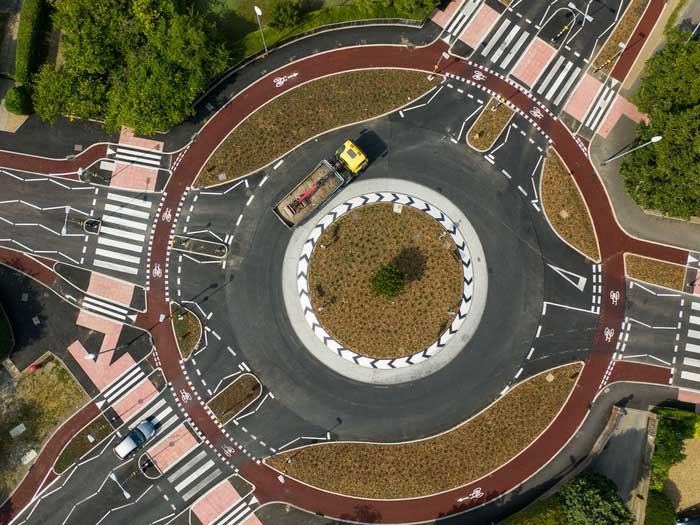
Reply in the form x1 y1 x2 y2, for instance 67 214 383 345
308 202 464 360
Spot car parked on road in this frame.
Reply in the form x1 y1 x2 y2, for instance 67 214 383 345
113 420 156 460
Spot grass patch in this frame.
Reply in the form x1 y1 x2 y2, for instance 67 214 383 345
309 203 463 359
0 354 87 500
0 304 13 360
197 69 435 186
625 254 685 291
467 97 514 152
541 149 600 261
54 414 112 474
592 0 650 76
266 363 582 499
208 374 261 423
170 303 202 359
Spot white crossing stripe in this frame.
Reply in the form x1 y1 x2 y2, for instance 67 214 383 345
93 259 139 275
82 296 128 321
490 25 520 64
152 406 174 425
688 329 700 340
106 371 146 403
104 203 150 220
95 248 141 265
481 19 511 56
683 356 700 369
500 30 529 69
116 147 162 161
114 152 161 167
100 226 145 242
681 370 700 383
692 302 700 311
103 367 142 399
168 450 208 483
97 236 143 254
536 55 565 95
585 84 615 129
545 60 573 100
685 343 700 355
84 296 129 315
553 66 581 105
217 500 252 525
102 214 148 231
689 315 700 326
443 0 482 42
128 398 166 429
181 469 222 501
107 193 153 209
155 414 179 436
174 459 215 493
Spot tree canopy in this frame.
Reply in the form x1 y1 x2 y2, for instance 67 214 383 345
621 29 700 218
32 0 228 134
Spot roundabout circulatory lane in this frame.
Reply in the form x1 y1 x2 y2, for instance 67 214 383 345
285 180 487 383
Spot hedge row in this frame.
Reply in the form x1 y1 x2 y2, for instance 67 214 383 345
15 0 47 84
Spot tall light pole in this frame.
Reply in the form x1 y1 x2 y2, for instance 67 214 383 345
434 51 450 73
601 135 662 166
254 6 268 56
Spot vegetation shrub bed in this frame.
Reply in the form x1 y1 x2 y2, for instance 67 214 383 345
467 97 514 151
625 254 686 292
540 149 600 261
267 364 582 499
0 355 87 500
170 303 202 359
197 69 435 186
592 0 650 76
208 374 261 424
14 0 46 84
54 414 112 473
308 203 463 359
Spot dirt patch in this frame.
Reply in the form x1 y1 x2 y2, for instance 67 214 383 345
665 437 700 511
0 354 87 500
308 203 463 359
54 414 112 474
625 254 686 291
266 363 582 499
197 69 435 187
208 374 261 424
170 303 202 359
592 0 650 77
541 149 600 261
467 97 514 152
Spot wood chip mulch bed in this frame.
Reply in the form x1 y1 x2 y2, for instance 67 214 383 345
592 0 650 77
54 414 112 473
266 363 582 499
467 97 514 152
308 203 463 359
170 303 201 359
196 69 436 187
625 254 686 291
208 374 261 424
666 437 700 511
541 150 600 261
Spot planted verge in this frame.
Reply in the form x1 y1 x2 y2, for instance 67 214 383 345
0 354 87 500
266 363 582 499
625 254 685 291
54 414 112 474
197 69 435 187
170 303 202 359
467 97 514 152
592 0 650 76
540 150 600 261
208 374 262 424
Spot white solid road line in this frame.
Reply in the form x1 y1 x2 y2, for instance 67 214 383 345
681 370 700 383
84 296 129 314
482 19 511 56
685 343 700 355
102 214 148 231
536 55 565 94
116 147 162 160
95 248 141 264
107 192 153 209
104 203 150 220
100 225 145 242
94 259 139 275
97 236 143 254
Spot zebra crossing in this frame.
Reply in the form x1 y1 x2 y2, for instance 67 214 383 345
128 397 180 436
166 448 223 502
442 0 483 44
92 192 154 276
581 79 618 132
480 18 532 71
81 292 131 323
534 55 582 107
108 144 168 171
211 495 257 525
95 364 148 410
679 305 700 388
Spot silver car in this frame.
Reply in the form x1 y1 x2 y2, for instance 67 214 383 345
113 420 156 460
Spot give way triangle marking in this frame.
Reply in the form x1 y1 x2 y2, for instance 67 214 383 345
547 264 587 291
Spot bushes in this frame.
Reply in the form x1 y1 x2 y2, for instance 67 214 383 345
4 85 33 115
370 263 406 298
15 0 47 84
645 490 676 525
269 0 303 30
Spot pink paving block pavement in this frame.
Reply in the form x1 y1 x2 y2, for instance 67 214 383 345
76 310 122 352
240 513 263 525
148 423 199 473
67 340 135 391
110 163 158 192
597 94 649 138
430 0 461 29
511 37 557 87
192 480 242 524
564 73 602 123
119 126 164 152
459 4 500 49
87 272 134 307
678 389 700 404
111 378 158 422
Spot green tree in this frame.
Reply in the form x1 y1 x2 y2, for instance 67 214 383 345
621 28 700 218
644 490 676 525
393 0 439 16
269 0 303 30
370 263 406 298
558 471 633 525
4 85 33 115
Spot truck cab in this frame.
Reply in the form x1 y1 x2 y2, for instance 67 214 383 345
335 140 368 175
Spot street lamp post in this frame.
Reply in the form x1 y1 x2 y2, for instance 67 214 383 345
434 51 450 73
601 135 662 166
254 6 268 56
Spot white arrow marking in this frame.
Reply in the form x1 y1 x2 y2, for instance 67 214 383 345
547 264 587 291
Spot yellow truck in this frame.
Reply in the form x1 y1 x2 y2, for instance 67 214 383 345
273 140 368 228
